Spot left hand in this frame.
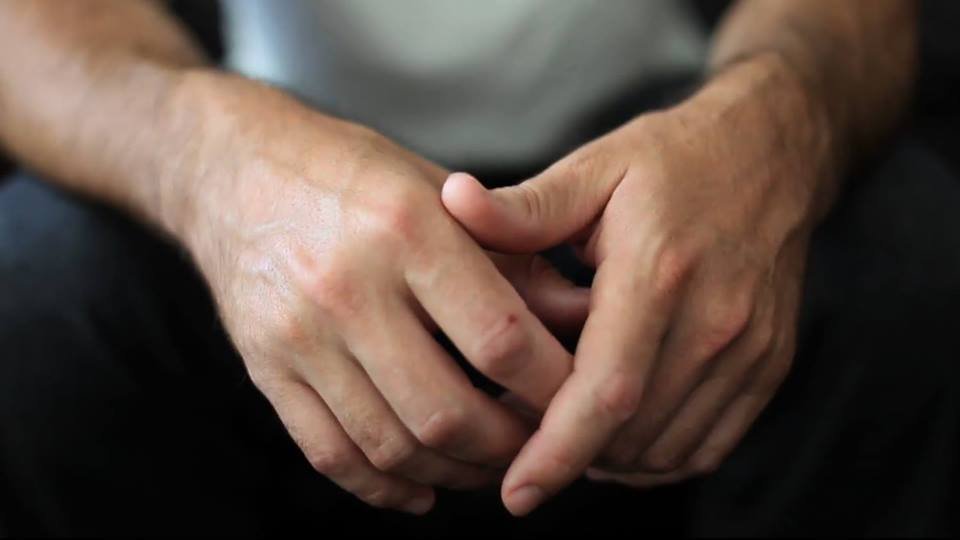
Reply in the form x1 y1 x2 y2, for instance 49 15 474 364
442 56 837 514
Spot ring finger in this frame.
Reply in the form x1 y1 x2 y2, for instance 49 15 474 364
265 377 435 513
296 343 500 490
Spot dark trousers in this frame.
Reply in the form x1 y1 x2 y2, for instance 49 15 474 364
1 139 959 536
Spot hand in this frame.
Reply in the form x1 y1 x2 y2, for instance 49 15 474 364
443 57 835 514
174 74 587 513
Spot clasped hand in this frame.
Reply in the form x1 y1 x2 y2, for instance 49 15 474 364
184 62 825 516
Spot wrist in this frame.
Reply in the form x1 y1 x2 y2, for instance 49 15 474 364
156 68 273 274
158 68 376 277
157 69 309 259
686 52 844 222
138 66 226 246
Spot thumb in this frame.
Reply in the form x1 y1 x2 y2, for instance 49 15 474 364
442 167 614 253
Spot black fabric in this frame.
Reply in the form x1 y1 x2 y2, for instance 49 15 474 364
1 137 959 536
915 1 960 176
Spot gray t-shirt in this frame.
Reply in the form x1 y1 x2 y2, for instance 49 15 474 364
223 0 707 167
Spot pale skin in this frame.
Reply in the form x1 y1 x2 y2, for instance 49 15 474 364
0 0 915 517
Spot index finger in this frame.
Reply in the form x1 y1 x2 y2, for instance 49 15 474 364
499 253 679 515
405 217 575 411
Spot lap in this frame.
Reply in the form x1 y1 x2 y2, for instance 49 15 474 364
0 176 346 535
1 138 958 535
688 140 960 536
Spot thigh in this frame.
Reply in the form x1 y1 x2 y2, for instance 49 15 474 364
460 139 960 536
0 175 372 535
0 174 645 538
684 141 960 536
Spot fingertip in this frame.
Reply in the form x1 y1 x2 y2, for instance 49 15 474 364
441 172 486 211
499 447 543 516
442 172 501 235
444 171 482 188
502 484 545 517
402 488 436 515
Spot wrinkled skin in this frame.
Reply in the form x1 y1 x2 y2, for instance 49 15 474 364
443 57 831 514
179 77 589 514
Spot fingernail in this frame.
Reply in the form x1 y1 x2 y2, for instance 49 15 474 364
446 171 474 183
504 485 545 516
402 493 435 515
442 172 479 194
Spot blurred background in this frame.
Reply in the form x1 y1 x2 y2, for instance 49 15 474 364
1 0 957 178
210 0 960 174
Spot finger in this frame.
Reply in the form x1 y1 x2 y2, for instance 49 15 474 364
601 272 756 470
685 341 795 476
585 334 778 486
523 276 590 336
491 253 590 335
499 391 541 428
681 247 803 475
602 276 764 471
297 345 500 490
441 169 616 253
585 467 693 489
633 294 776 473
406 225 576 412
500 253 679 516
340 294 532 466
266 377 435 514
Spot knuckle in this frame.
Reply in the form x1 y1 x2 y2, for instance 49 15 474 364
594 373 643 422
247 368 293 398
260 306 310 348
414 407 469 450
376 202 421 242
471 312 529 381
303 263 363 320
513 182 547 223
700 299 753 358
367 434 418 473
287 245 362 322
649 245 695 300
364 189 430 246
307 447 353 477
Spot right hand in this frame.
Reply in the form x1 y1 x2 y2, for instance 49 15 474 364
173 74 587 514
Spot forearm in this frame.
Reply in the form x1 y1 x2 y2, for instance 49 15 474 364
0 0 209 234
704 0 917 216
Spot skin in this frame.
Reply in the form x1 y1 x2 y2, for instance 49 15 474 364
0 0 915 518
0 0 589 514
443 0 917 515
178 78 592 513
